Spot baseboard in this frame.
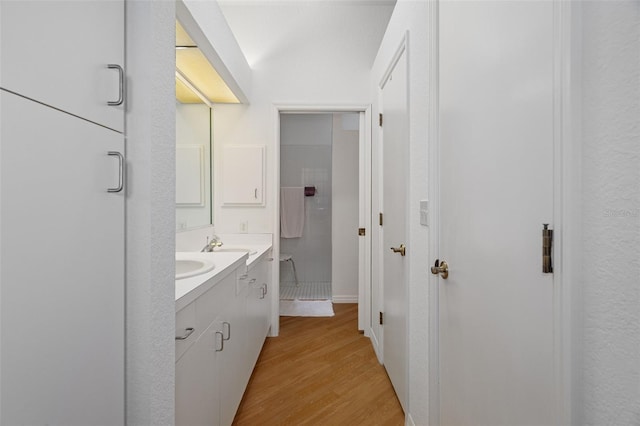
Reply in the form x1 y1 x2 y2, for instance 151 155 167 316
406 413 416 426
331 295 358 303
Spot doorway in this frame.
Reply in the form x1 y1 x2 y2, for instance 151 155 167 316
271 106 372 336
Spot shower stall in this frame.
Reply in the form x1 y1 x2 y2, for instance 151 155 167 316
279 113 360 303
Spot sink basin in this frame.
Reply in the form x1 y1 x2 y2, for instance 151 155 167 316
176 258 215 280
213 247 258 255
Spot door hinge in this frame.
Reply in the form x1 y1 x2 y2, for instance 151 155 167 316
379 113 383 127
379 312 384 325
358 227 366 236
379 213 384 226
542 224 553 273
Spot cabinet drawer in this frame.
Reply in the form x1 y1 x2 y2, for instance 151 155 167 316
196 272 236 335
176 302 197 362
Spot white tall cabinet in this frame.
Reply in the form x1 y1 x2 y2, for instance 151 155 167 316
0 1 125 424
0 0 125 132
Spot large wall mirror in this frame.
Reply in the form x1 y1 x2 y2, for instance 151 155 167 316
176 102 212 230
174 19 242 231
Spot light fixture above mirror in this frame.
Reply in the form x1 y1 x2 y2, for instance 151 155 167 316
175 20 240 105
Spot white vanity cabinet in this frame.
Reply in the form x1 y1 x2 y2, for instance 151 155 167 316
0 0 125 132
222 145 265 205
175 263 248 426
176 250 272 426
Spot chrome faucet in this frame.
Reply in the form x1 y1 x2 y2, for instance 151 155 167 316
201 235 223 252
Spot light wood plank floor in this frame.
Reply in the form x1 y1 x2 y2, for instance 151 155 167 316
233 304 404 426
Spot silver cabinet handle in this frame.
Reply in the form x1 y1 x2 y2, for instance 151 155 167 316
175 327 195 341
222 321 231 341
263 283 267 296
108 151 124 193
107 64 124 106
215 331 224 352
254 188 258 199
259 283 267 299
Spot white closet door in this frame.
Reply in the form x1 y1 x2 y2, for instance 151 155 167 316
438 1 556 424
0 0 125 132
1 91 125 425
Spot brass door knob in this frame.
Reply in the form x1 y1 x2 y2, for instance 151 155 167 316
390 244 406 256
430 259 449 279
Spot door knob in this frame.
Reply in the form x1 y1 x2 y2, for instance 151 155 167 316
390 244 406 256
430 259 449 279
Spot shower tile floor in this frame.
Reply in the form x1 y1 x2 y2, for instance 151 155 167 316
279 281 332 301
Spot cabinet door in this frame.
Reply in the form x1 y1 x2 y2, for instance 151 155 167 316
217 290 248 426
0 91 124 425
176 324 220 426
0 0 125 132
245 260 270 368
222 145 265 205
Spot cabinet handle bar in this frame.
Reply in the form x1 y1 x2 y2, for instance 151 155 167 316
175 327 195 341
222 321 231 341
215 331 224 352
108 151 124 193
107 64 124 106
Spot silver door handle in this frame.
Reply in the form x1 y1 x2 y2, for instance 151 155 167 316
108 151 124 193
107 64 124 106
175 327 195 341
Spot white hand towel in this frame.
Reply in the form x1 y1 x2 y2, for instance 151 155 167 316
280 187 304 238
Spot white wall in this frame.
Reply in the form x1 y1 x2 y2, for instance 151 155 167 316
125 1 176 424
332 113 360 302
370 1 431 424
211 4 385 235
580 2 640 424
211 4 384 337
176 103 212 230
280 114 333 284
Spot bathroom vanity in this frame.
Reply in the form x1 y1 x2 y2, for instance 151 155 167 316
175 239 272 426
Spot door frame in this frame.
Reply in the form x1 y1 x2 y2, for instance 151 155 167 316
427 1 581 425
271 104 372 337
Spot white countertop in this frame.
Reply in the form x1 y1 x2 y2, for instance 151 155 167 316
175 237 272 311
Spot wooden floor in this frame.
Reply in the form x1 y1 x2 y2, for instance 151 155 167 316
232 304 404 426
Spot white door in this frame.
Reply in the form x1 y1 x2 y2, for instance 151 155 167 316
381 47 408 411
0 0 125 132
438 1 556 424
1 91 125 424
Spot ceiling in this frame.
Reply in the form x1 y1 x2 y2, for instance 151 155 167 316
217 0 396 69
